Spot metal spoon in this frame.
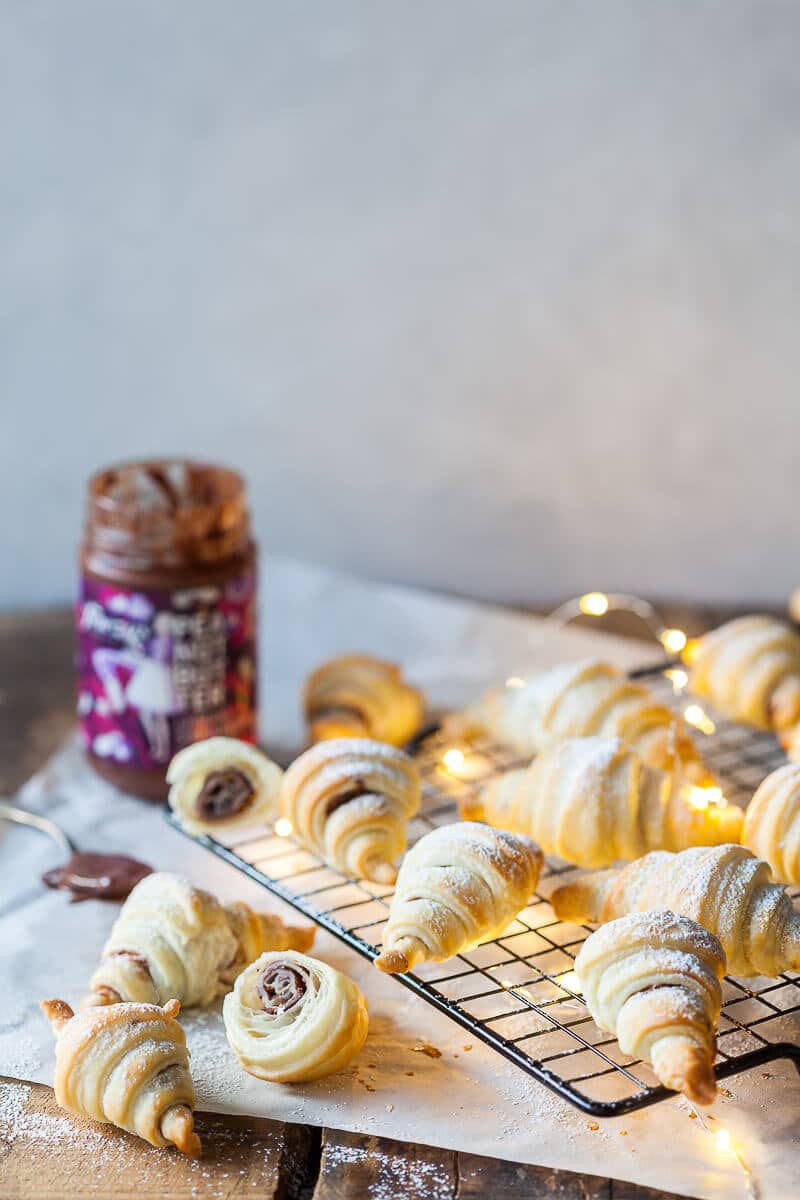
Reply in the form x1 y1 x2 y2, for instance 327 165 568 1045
0 799 76 855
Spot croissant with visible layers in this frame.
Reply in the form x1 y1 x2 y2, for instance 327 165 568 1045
742 762 800 884
83 872 313 1009
686 616 800 737
375 821 543 974
459 660 711 782
480 737 742 868
280 738 421 884
167 737 283 837
552 843 800 977
305 654 424 747
576 911 725 1105
223 950 369 1082
42 998 201 1156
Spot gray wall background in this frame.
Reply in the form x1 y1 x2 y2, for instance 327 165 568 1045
2 1 799 610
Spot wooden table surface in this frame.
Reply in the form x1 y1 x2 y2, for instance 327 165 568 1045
1 604 753 1200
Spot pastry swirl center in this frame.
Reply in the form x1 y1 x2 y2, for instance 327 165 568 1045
256 962 311 1014
196 769 255 820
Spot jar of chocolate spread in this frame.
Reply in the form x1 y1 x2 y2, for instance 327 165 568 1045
76 460 258 799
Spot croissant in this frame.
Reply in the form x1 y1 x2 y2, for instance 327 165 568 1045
374 821 543 974
223 950 369 1082
686 616 800 736
742 762 800 885
279 737 421 884
552 843 800 977
460 660 710 782
42 997 201 1156
305 654 424 747
83 871 314 1009
575 911 725 1105
480 737 743 868
167 736 283 837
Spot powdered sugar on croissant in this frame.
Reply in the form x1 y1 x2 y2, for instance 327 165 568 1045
374 821 543 974
480 736 742 868
576 911 725 1105
167 737 283 837
742 762 800 884
280 738 421 883
459 660 711 783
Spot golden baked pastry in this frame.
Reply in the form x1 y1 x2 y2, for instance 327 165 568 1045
305 654 424 746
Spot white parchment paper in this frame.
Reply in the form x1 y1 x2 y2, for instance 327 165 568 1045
1 559 797 1199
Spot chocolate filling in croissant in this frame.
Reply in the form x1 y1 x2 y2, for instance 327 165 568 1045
324 780 369 817
196 769 255 820
256 961 311 1014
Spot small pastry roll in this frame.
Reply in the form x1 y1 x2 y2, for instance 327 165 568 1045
575 911 725 1105
686 615 800 734
458 660 712 784
480 737 742 868
84 872 314 1009
280 738 421 884
742 762 800 884
41 997 201 1156
551 843 800 978
375 821 543 974
167 737 282 837
223 950 369 1082
305 654 424 747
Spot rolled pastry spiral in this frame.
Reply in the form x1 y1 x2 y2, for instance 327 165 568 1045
374 821 543 974
41 997 201 1156
279 738 421 884
223 950 369 1082
575 911 725 1105
742 762 800 884
686 616 800 736
167 736 283 837
551 843 800 977
480 737 742 868
84 872 314 1009
305 654 424 747
460 660 711 783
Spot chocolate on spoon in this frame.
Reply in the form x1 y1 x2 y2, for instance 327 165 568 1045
0 801 153 902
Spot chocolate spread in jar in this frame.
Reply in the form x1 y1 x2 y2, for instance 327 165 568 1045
42 852 153 902
76 460 258 800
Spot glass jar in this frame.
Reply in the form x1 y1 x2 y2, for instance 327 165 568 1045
76 460 258 799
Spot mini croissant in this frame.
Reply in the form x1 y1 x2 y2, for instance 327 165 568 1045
279 737 421 883
460 660 711 782
42 997 201 1156
375 821 543 974
742 762 800 884
686 616 800 738
576 911 725 1105
552 843 800 978
305 654 424 747
83 872 313 1009
480 736 742 868
167 737 283 837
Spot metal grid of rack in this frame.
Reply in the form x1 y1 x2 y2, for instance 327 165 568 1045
171 666 800 1116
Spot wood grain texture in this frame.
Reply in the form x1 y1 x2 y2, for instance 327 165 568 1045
0 603 719 1200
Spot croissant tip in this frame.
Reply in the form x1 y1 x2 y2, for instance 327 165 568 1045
161 1105 201 1157
374 950 410 974
367 861 398 885
81 986 120 1010
163 998 181 1018
41 998 74 1031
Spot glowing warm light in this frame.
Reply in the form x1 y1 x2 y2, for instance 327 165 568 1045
660 628 688 654
579 592 609 617
274 817 294 837
686 785 727 812
506 676 525 689
558 970 583 994
715 1128 733 1153
684 704 716 735
664 667 689 691
443 748 466 772
682 637 702 665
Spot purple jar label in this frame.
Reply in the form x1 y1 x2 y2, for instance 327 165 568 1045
76 573 257 771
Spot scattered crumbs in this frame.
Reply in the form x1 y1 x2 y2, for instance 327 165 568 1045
412 1043 442 1058
719 1087 732 1099
762 1071 774 1079
386 1104 394 1113
365 1084 376 1093
367 1062 377 1069
588 1121 599 1131
404 1071 414 1077
462 1044 473 1052
453 1054 459 1059
619 1129 628 1136
689 1111 698 1119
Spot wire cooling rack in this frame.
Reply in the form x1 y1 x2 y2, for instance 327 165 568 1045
170 665 800 1116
